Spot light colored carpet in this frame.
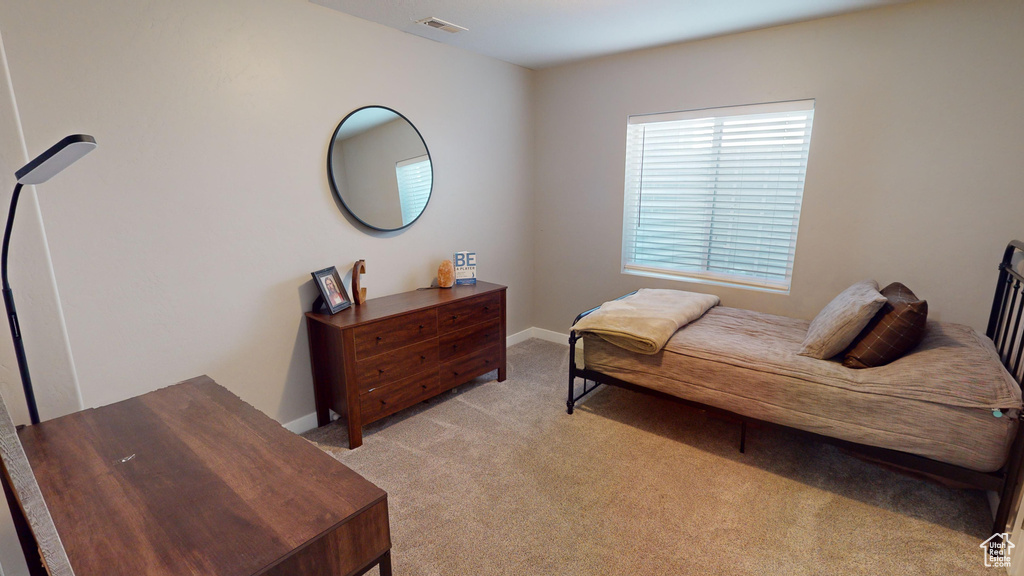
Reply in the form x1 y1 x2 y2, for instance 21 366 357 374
303 339 996 575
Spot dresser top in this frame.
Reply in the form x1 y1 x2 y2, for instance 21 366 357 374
307 280 506 330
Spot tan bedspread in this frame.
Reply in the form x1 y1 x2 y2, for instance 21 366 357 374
572 289 719 354
583 306 1023 472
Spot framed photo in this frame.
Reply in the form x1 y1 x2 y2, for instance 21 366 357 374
311 266 351 314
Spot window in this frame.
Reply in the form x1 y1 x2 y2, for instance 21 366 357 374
395 154 432 226
621 100 815 293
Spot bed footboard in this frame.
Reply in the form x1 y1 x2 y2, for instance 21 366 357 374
988 240 1024 537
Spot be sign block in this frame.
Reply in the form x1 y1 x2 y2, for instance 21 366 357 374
454 251 477 285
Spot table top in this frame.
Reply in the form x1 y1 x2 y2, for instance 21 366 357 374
306 280 506 329
18 376 387 576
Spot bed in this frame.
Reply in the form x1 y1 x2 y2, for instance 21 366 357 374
568 240 1024 535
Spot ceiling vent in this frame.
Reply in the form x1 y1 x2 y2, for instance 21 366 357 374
415 17 468 34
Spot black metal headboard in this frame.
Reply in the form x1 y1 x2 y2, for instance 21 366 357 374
987 240 1024 388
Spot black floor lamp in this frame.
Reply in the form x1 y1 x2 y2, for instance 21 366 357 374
3 134 96 424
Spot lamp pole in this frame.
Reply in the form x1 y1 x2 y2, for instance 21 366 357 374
4 134 96 425
1 183 39 424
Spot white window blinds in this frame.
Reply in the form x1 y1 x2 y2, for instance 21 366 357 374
622 100 815 292
396 155 432 226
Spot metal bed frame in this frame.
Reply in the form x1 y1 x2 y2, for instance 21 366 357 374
568 240 1024 536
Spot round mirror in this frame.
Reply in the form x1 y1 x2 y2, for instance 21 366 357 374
328 106 432 231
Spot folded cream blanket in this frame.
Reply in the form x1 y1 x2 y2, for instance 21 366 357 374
573 288 720 354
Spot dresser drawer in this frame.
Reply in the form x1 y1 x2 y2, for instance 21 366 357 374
438 318 501 362
355 338 438 392
353 309 438 359
437 292 501 334
360 369 440 423
439 344 502 391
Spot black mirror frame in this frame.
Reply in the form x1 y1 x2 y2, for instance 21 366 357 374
327 105 433 232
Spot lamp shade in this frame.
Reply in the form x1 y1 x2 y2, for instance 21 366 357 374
15 134 97 185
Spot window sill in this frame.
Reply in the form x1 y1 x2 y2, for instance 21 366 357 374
621 265 791 295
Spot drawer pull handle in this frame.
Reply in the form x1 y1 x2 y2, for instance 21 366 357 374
484 306 490 311
451 315 459 321
376 336 383 342
380 400 387 406
378 369 385 375
452 344 458 351
419 324 424 330
453 371 460 376
422 384 428 390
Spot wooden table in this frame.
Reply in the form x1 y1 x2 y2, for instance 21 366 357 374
16 376 392 576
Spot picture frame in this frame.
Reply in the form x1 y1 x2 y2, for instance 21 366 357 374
311 266 351 314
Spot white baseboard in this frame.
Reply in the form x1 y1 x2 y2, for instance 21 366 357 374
506 328 534 347
283 411 321 434
529 327 570 345
284 328 567 434
507 327 569 346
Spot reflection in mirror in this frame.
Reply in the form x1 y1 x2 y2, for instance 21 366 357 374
328 106 432 231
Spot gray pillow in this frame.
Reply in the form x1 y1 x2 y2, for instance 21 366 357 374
798 280 887 359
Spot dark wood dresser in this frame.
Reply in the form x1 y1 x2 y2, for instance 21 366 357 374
306 281 507 448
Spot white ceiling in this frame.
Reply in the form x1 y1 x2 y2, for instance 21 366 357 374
311 0 911 70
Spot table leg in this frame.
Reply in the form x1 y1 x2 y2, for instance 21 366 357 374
352 550 391 576
378 550 392 576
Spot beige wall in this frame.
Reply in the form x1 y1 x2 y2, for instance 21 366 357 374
533 0 1024 334
0 0 535 429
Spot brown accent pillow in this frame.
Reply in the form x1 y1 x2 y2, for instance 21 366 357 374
842 282 928 369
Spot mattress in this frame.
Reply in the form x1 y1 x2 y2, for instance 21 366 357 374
582 306 1023 473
